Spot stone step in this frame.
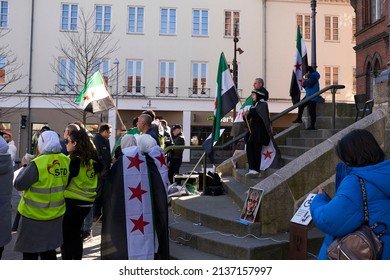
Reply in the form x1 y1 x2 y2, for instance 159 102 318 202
232 168 265 187
299 128 340 138
278 145 311 157
286 137 327 147
169 240 228 260
169 208 290 259
170 193 262 236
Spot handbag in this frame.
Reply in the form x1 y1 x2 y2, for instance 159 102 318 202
327 178 387 260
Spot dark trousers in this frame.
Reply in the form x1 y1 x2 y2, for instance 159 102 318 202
94 176 107 218
23 250 57 260
246 141 262 172
168 157 182 183
297 100 317 127
0 246 3 259
61 202 92 260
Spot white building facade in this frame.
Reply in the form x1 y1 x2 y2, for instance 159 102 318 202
0 0 355 161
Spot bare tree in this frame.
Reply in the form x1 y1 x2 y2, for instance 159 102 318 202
51 8 120 123
0 29 23 92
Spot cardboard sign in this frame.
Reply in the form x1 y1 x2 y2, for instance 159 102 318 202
290 193 316 226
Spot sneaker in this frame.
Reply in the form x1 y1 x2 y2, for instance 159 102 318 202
292 119 303 123
81 231 93 242
245 170 260 177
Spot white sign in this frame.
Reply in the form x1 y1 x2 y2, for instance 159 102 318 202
290 193 317 226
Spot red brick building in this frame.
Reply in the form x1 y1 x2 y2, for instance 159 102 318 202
351 0 389 97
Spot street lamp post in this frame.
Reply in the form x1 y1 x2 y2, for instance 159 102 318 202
310 0 317 68
113 58 119 108
232 24 244 119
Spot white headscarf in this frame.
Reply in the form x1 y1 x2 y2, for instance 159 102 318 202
121 134 138 149
38 130 62 154
138 134 157 153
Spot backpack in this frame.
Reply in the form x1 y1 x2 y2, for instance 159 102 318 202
202 171 224 196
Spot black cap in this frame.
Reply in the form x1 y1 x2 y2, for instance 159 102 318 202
172 124 182 130
251 89 266 100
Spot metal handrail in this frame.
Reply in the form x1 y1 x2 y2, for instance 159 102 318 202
165 84 345 189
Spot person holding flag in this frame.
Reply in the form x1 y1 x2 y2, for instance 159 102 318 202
289 26 308 105
202 52 239 161
244 89 282 177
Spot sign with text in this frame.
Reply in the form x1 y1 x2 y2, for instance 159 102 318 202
290 193 316 226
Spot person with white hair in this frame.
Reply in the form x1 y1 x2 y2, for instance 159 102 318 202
0 137 13 259
13 130 70 260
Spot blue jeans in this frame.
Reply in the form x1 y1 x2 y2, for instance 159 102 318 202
82 207 93 233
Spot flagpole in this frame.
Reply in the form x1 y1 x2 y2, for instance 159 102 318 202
237 97 252 134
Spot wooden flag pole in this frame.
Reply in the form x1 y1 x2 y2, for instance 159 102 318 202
237 97 252 134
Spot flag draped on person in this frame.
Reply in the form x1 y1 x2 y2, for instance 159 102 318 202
202 52 239 161
289 26 308 105
230 95 253 137
75 71 115 113
101 145 169 260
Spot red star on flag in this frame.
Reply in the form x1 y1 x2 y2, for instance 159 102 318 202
130 214 150 234
263 150 273 159
127 153 144 171
155 152 166 167
83 95 90 101
129 182 147 202
294 62 302 71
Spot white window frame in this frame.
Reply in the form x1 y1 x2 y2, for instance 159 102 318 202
127 59 143 93
95 5 112 33
94 59 109 84
193 9 208 36
296 14 311 40
128 6 144 34
324 66 339 87
325 16 339 42
61 3 78 31
0 55 6 84
58 57 76 91
0 1 8 29
159 61 175 94
371 0 382 22
160 8 176 35
224 10 240 37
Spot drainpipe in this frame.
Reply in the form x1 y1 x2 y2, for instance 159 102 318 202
27 0 35 153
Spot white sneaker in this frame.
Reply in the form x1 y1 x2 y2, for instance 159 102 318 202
245 169 259 177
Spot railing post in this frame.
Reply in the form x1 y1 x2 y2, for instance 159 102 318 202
331 87 337 129
203 153 207 191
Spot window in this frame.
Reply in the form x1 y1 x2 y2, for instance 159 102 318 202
127 60 143 93
193 9 208 36
159 61 175 94
95 5 111 32
160 8 176 35
61 4 78 31
191 62 207 94
324 66 339 87
0 55 5 84
353 67 356 93
0 1 7 28
128 6 144 33
325 16 339 41
371 0 382 22
297 14 310 40
58 57 75 91
94 59 109 85
224 10 240 36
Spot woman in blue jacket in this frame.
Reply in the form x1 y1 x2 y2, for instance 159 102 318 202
310 129 390 259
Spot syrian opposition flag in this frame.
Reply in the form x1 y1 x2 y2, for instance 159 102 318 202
203 52 239 161
75 71 115 113
289 26 308 105
260 140 276 171
230 95 253 137
122 146 155 260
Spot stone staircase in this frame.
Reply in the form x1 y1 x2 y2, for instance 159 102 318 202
169 102 357 260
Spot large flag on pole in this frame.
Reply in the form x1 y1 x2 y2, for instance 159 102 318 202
75 71 115 113
289 26 308 105
202 52 239 162
230 95 252 137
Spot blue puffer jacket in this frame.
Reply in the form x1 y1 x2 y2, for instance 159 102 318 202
303 71 321 102
310 159 390 260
